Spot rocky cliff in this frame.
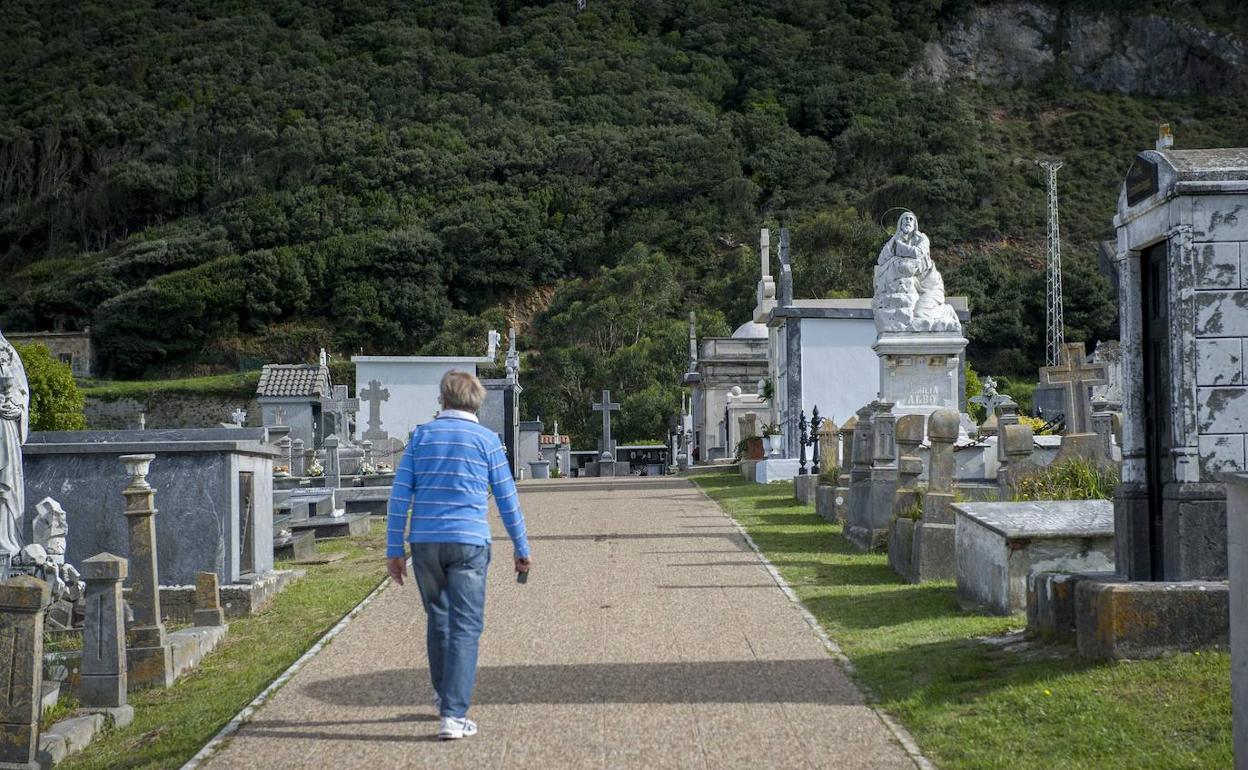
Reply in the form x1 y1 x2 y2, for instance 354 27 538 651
909 2 1248 97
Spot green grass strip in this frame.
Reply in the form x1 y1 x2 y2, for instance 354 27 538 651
80 372 261 402
60 521 387 770
692 471 1231 770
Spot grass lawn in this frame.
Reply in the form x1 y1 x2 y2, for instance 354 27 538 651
80 372 261 401
60 520 388 770
692 471 1231 770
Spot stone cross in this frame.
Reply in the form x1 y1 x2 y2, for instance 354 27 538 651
193 571 226 627
322 385 360 443
81 553 128 708
230 408 246 426
1039 342 1108 435
487 329 501 360
360 379 390 441
760 228 771 279
120 453 173 688
0 576 49 767
592 390 621 460
970 377 1008 434
687 311 698 372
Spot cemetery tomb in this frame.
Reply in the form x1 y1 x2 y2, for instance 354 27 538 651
954 500 1114 615
683 313 769 463
255 358 333 450
23 429 276 587
1112 145 1248 582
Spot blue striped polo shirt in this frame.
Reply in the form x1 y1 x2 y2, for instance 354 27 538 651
385 411 530 559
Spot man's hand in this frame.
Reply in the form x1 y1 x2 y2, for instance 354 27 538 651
387 556 407 586
514 556 531 574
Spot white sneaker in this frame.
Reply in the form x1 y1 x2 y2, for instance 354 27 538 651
438 717 478 740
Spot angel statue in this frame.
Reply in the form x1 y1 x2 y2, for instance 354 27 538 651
0 327 29 568
872 211 962 334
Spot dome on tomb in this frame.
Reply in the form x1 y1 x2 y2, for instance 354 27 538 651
731 321 768 339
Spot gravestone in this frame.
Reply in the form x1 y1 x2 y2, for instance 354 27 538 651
592 390 621 461
359 380 390 442
997 421 1036 500
846 406 874 534
0 576 48 769
1039 341 1109 460
120 455 174 690
193 572 226 627
910 408 960 582
832 416 857 524
955 500 1114 615
847 401 896 551
80 553 128 708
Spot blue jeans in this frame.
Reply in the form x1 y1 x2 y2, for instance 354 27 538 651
409 542 491 719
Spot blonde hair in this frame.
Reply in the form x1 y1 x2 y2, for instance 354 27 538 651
439 369 487 413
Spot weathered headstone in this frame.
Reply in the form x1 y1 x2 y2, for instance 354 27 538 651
846 407 874 532
80 553 128 708
193 571 226 627
818 418 838 475
290 438 306 476
323 434 342 490
120 454 173 690
832 417 857 524
910 408 960 582
1039 341 1108 459
0 576 48 768
848 401 897 551
997 422 1036 500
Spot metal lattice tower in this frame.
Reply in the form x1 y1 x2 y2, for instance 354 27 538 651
1037 159 1065 367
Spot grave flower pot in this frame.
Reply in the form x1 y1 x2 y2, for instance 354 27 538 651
766 435 783 456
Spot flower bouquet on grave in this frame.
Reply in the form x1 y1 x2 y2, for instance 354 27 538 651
358 461 378 476
274 464 291 478
376 462 393 473
761 423 781 437
306 460 325 477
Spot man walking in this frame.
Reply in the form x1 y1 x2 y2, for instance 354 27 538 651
386 370 531 740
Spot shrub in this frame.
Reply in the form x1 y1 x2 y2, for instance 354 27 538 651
12 343 86 431
1011 457 1118 501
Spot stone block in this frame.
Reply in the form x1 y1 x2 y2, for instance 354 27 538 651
792 474 818 506
1195 242 1240 289
1196 291 1248 337
888 518 915 581
126 644 173 691
1162 490 1228 580
43 713 104 754
954 500 1115 615
1196 338 1244 386
83 705 133 729
37 732 67 765
1199 434 1246 476
0 577 49 769
815 485 836 523
832 484 850 524
1026 571 1114 642
910 521 956 582
752 458 799 484
290 513 370 539
1076 579 1229 659
1197 386 1248 434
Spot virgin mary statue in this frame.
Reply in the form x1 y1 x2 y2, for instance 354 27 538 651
0 328 29 562
872 212 962 334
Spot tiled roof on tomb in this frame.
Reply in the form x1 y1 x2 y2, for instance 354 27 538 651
255 363 332 398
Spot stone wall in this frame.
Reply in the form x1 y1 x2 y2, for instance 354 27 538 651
85 394 261 430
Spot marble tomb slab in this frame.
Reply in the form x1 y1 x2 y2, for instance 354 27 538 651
954 500 1114 615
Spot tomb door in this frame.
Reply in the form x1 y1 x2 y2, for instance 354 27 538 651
1141 241 1172 580
238 471 256 577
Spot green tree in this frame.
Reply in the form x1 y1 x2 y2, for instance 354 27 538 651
13 343 86 431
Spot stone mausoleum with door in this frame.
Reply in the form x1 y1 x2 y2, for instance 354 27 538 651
1060 140 1247 658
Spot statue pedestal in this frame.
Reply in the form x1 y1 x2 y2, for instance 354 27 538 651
873 333 969 429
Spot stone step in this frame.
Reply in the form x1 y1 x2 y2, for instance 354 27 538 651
41 680 60 713
290 513 370 539
285 490 335 521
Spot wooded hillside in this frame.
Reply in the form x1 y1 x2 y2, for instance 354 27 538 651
3 0 1247 444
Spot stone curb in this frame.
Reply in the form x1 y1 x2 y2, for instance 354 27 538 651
690 481 937 770
178 575 393 770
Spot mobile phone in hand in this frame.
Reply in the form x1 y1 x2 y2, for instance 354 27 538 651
517 569 529 584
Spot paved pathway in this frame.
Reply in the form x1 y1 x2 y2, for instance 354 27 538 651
203 477 916 769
